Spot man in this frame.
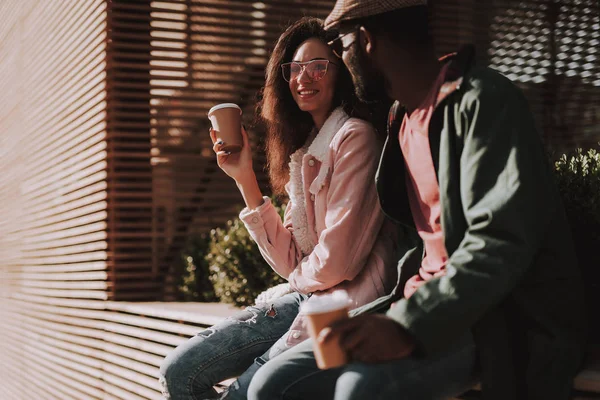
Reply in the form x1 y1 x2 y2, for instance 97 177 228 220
247 1 587 399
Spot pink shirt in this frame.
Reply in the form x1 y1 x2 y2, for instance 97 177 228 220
401 64 450 299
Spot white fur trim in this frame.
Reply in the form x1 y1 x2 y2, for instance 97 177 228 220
254 282 294 305
288 146 314 255
306 107 349 162
286 107 351 256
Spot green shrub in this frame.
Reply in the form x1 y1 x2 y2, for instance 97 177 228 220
554 147 600 337
206 199 287 307
177 198 288 307
176 233 219 302
555 147 600 264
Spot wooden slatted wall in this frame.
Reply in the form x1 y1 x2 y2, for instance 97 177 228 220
106 0 156 300
0 1 598 399
0 0 112 398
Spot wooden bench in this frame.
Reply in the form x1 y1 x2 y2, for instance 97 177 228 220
456 345 600 399
89 302 600 399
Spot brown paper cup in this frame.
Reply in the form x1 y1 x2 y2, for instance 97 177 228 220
208 103 243 153
304 306 349 369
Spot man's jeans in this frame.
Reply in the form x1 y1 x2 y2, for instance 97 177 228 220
160 292 306 400
247 332 476 400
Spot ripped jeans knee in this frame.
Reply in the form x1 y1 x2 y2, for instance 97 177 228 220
159 292 306 400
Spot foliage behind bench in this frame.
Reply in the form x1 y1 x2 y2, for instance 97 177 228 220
554 147 600 338
176 198 286 307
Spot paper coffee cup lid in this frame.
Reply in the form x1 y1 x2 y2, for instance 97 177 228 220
300 290 351 315
208 103 242 117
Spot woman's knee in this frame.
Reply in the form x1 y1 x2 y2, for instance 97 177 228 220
159 351 187 398
159 333 218 398
159 345 195 397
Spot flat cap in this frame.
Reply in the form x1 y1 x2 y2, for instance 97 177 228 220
324 0 427 30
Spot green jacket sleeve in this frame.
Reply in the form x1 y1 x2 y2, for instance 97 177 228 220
386 69 558 355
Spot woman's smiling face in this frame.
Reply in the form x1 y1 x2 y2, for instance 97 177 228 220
288 38 338 115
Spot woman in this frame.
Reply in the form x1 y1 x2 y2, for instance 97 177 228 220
159 17 397 400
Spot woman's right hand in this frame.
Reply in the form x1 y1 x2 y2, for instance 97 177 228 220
211 125 255 184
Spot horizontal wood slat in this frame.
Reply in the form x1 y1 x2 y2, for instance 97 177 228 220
1 0 598 399
0 298 236 400
0 1 114 398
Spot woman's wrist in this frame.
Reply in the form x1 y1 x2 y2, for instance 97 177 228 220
236 174 264 209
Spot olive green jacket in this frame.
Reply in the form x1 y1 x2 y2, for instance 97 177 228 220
364 46 587 399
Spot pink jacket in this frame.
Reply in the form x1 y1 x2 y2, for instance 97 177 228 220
240 108 398 346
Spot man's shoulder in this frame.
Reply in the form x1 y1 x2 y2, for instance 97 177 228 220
445 65 529 115
460 66 525 102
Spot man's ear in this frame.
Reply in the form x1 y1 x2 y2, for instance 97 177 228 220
358 26 375 56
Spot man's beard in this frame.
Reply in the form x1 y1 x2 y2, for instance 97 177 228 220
346 45 388 104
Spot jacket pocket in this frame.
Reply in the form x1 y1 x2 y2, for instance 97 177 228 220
308 163 330 196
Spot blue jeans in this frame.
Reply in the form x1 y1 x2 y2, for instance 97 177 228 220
159 292 306 400
247 333 476 400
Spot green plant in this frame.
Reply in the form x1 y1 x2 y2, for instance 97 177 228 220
177 197 288 306
555 147 600 261
176 233 218 302
206 199 287 307
554 146 600 336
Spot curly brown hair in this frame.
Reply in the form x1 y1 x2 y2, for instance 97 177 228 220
257 17 367 195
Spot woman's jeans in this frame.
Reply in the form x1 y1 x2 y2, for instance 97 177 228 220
159 292 306 400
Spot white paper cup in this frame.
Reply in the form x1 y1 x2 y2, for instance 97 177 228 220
301 291 351 369
208 103 243 153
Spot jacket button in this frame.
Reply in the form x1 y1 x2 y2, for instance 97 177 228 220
308 159 315 167
251 217 259 223
292 331 300 339
310 194 315 201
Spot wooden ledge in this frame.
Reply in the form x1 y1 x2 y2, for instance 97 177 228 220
105 301 240 326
